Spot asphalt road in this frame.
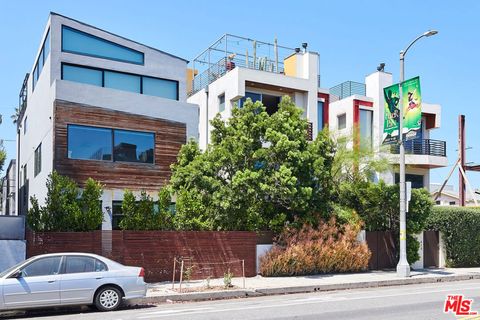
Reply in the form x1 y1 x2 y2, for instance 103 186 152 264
3 279 480 320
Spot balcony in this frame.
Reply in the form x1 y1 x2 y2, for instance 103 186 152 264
390 139 446 157
329 81 366 101
387 139 448 168
188 34 296 96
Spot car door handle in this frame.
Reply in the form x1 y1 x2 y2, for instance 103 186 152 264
48 280 56 283
96 277 103 280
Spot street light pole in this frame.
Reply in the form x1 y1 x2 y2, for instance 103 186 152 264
396 30 438 278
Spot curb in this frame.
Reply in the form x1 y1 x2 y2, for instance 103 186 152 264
129 273 480 305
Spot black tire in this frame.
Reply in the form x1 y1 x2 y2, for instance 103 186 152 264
94 286 122 312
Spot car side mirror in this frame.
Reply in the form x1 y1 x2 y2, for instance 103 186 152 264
10 270 22 278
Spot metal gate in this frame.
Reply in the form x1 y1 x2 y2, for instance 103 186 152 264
423 230 439 268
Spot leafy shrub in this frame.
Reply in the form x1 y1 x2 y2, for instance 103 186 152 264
426 206 480 267
259 219 371 276
338 181 433 263
27 172 103 231
119 187 174 230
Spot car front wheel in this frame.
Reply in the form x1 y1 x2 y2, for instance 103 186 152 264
94 286 122 311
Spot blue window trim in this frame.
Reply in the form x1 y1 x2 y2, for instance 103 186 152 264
61 63 179 100
66 124 156 165
61 25 144 65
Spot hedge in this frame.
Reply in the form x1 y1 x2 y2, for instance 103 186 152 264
426 206 480 267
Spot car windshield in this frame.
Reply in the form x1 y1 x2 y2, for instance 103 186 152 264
0 257 34 278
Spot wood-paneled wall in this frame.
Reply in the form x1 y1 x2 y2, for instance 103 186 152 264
54 100 186 190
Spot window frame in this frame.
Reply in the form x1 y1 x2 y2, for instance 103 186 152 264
67 124 155 165
61 25 144 65
34 143 42 177
60 255 108 274
67 124 113 162
317 101 324 132
19 256 63 278
218 93 226 112
32 28 50 92
359 108 373 149
61 63 179 100
113 128 155 164
337 113 347 130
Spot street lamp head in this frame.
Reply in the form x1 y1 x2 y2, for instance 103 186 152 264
424 30 438 37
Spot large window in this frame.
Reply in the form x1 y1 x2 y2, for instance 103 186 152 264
104 71 141 93
143 76 178 100
114 129 154 163
68 125 113 161
32 29 50 91
62 64 103 86
317 101 324 132
61 64 179 100
359 109 373 149
62 25 144 65
67 125 154 164
34 143 42 177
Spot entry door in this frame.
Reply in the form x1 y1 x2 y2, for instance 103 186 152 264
2 257 62 308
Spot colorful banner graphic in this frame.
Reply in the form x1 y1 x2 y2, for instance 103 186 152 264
383 76 422 144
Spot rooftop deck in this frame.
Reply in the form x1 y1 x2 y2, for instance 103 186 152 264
188 34 297 96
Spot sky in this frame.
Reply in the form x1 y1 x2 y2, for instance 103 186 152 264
0 0 479 191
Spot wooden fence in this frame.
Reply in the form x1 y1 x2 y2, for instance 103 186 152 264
26 231 257 282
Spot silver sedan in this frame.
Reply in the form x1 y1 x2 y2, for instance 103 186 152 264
0 253 147 312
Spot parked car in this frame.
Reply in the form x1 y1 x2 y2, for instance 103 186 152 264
0 253 146 312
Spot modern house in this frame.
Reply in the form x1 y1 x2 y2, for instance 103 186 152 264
16 13 198 229
186 34 328 149
327 70 448 190
1 160 16 215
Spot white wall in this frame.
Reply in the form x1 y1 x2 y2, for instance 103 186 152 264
18 13 199 217
188 52 320 150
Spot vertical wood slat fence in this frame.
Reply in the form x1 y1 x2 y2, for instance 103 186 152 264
26 231 257 282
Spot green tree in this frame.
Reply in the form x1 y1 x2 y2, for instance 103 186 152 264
27 172 104 231
119 188 175 230
77 178 104 231
118 189 138 230
170 96 336 231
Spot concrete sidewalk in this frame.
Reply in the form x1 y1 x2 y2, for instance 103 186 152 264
130 268 480 304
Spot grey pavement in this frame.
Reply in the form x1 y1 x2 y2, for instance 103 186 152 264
143 267 480 302
6 279 480 319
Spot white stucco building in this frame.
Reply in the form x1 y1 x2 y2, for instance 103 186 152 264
328 70 447 190
187 35 328 149
16 12 198 229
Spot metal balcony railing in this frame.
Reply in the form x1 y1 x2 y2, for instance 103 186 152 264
329 81 366 100
390 139 446 157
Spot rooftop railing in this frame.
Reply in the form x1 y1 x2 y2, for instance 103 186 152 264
329 81 366 101
189 56 285 96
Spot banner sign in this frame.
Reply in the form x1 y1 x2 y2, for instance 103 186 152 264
383 76 422 144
